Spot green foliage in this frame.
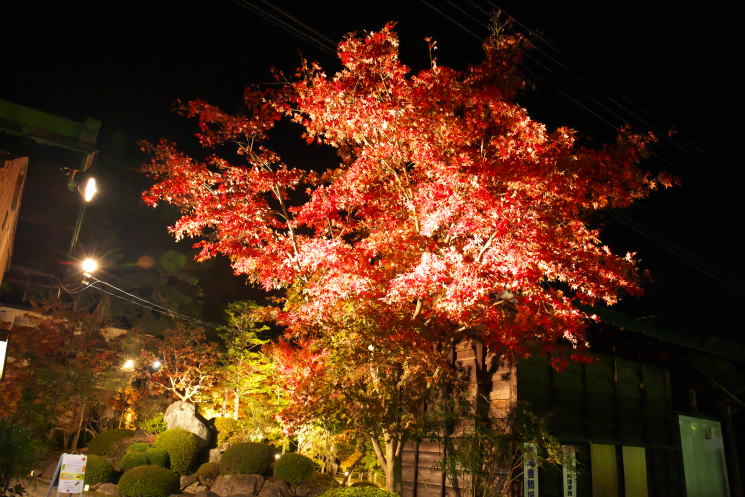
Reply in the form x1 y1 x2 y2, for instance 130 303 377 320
139 412 167 435
83 455 115 485
0 422 38 497
196 462 220 484
433 401 563 497
127 442 151 453
120 451 150 472
87 429 135 456
219 442 272 475
145 448 169 467
320 488 397 497
118 465 180 497
214 417 239 447
273 453 316 485
154 428 199 475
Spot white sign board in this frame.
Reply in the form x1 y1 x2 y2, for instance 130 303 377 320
59 454 87 494
562 445 577 497
524 442 539 497
0 336 7 380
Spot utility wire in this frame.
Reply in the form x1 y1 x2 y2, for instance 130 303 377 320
79 276 223 329
232 0 336 56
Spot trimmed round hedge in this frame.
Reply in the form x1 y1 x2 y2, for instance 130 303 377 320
319 488 396 497
120 451 149 472
220 442 272 475
127 442 150 453
84 455 114 485
118 465 179 497
87 429 135 456
274 453 316 485
145 447 169 467
154 428 199 475
214 417 239 447
196 462 220 483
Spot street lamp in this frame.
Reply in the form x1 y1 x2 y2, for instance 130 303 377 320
81 258 98 275
82 177 97 202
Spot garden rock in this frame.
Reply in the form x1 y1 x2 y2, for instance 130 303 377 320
183 482 208 494
257 479 291 497
194 491 219 497
209 448 221 463
291 485 325 497
212 475 265 497
163 401 212 450
97 483 119 496
164 401 212 449
181 475 199 490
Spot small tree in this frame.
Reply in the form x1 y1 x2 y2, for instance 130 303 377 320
147 327 219 403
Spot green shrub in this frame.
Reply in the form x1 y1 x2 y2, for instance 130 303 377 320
214 417 239 447
273 453 316 485
127 442 151 453
154 428 199 475
118 465 179 497
84 455 115 485
220 442 272 475
87 429 135 456
120 451 150 472
139 412 167 435
320 488 396 497
350 482 378 488
1 422 38 496
145 448 169 467
196 462 220 483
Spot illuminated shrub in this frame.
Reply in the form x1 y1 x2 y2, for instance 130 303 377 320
273 453 316 485
83 455 115 485
118 465 179 497
120 451 149 472
87 429 135 456
154 428 199 475
219 442 272 475
145 448 169 467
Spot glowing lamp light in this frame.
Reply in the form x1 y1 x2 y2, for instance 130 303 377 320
122 359 135 371
152 360 162 370
274 454 281 460
83 177 97 202
81 258 98 274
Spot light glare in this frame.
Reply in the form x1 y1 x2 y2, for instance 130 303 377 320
81 258 98 274
152 360 162 369
122 359 135 371
83 177 97 202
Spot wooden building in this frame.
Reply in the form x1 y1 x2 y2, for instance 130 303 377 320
401 332 741 497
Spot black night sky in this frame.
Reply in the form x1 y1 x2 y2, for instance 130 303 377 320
2 1 744 343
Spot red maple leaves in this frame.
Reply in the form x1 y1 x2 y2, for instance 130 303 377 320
143 23 666 358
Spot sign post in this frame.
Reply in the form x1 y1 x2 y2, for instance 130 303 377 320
524 442 539 497
45 454 87 497
562 445 577 497
0 333 8 381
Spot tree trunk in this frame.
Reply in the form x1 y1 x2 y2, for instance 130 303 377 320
233 390 240 420
70 397 87 451
372 434 403 494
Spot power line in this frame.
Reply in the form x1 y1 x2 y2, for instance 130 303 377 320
78 276 223 329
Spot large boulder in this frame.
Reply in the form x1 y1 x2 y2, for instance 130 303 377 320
212 475 265 497
164 401 211 449
257 479 291 497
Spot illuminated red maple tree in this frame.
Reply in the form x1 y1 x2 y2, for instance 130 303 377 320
143 24 668 491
